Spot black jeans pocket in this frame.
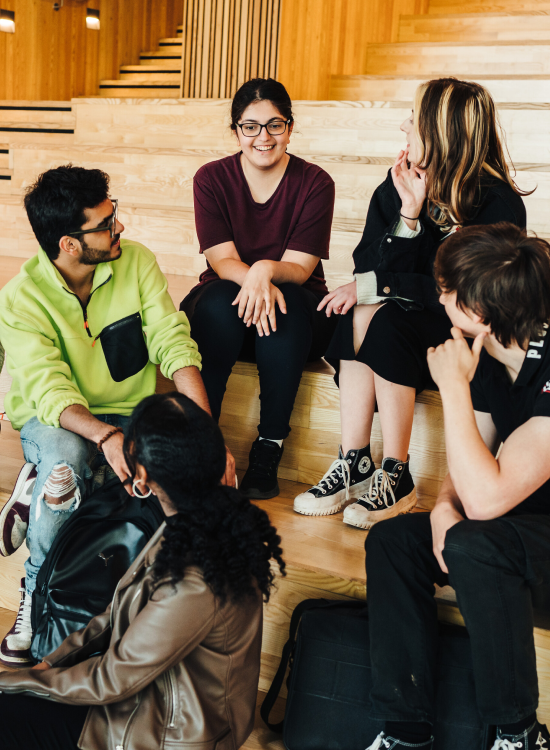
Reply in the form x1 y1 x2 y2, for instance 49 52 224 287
98 312 149 382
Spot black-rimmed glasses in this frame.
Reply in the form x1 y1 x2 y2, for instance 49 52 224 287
66 199 119 240
236 120 291 137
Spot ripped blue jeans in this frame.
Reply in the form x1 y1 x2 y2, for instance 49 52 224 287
19 414 130 597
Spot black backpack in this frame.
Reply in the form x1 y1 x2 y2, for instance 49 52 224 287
261 599 494 750
31 476 164 663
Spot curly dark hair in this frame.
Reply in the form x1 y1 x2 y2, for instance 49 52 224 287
123 392 285 604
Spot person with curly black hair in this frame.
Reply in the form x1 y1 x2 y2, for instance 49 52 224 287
0 392 285 750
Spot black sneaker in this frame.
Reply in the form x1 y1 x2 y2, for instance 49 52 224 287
294 444 374 516
492 720 550 749
365 732 433 749
239 438 284 500
344 456 417 529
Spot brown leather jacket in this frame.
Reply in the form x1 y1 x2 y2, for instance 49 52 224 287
0 523 263 750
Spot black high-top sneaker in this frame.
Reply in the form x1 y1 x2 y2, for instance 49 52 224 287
239 438 284 500
294 444 374 516
343 455 417 529
492 720 550 749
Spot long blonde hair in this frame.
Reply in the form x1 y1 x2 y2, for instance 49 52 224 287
414 78 531 230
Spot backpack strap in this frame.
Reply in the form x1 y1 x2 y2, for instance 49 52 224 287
260 598 365 732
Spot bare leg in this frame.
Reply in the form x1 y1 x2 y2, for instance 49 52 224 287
374 374 415 462
340 303 415 461
339 304 381 455
42 464 77 506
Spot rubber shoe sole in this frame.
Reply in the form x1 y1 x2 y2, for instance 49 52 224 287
343 488 418 530
239 481 280 500
293 476 372 516
0 651 33 668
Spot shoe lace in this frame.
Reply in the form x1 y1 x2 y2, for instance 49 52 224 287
310 458 350 496
492 741 523 749
365 733 391 750
359 468 398 510
14 585 32 638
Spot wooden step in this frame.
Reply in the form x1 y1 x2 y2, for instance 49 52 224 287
0 103 74 144
366 40 550 76
0 145 8 169
71 98 550 165
429 0 550 13
99 81 181 98
329 74 550 103
399 11 550 43
157 359 448 508
119 66 181 82
140 50 183 62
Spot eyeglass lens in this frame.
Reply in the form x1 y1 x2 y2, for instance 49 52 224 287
240 121 287 137
110 201 118 238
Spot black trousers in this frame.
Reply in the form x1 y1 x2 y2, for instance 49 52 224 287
0 693 88 749
181 280 337 439
365 512 550 725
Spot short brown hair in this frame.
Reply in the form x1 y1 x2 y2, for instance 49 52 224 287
434 222 550 348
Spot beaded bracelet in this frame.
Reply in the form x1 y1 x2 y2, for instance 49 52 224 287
97 426 123 453
400 212 420 221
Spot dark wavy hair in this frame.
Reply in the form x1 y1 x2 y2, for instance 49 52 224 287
435 222 550 348
230 77 293 131
24 164 110 261
123 392 285 604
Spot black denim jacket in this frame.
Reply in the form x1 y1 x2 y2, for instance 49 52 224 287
352 169 527 315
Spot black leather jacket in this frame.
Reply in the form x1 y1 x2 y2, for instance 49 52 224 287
352 169 527 314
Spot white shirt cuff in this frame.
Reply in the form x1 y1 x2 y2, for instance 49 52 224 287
355 271 384 305
393 216 421 238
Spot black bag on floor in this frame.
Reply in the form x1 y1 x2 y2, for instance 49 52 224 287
261 599 494 750
30 476 163 663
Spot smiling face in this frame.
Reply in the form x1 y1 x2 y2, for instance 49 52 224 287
235 99 293 172
77 198 125 265
400 109 423 166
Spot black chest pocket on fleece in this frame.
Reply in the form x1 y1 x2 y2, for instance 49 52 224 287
98 312 149 382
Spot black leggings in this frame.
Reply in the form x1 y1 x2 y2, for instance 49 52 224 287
181 280 337 439
0 693 88 749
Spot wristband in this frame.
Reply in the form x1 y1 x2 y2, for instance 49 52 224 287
97 426 122 453
400 212 420 221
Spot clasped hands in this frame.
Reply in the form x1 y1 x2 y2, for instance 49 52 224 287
232 260 287 336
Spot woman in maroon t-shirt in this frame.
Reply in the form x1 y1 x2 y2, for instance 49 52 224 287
180 78 336 500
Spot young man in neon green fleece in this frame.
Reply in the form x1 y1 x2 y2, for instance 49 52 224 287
0 165 234 667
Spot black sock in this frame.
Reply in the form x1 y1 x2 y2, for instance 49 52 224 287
385 721 432 744
498 714 537 737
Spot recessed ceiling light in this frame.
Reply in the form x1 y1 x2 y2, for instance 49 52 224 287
0 9 15 34
86 7 99 30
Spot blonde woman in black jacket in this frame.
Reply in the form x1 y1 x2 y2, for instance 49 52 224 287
294 77 529 528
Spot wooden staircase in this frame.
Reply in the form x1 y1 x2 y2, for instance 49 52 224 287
330 0 550 100
99 24 183 98
2 8 550 739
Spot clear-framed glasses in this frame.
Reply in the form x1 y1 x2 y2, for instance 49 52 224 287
236 119 292 137
66 199 119 240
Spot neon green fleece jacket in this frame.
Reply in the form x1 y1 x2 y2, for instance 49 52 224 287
0 239 201 430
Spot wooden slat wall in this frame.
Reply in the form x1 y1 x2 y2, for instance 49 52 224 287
181 0 281 98
0 0 183 101
277 0 429 100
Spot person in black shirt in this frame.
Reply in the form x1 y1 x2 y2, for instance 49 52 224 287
364 223 550 750
294 78 530 528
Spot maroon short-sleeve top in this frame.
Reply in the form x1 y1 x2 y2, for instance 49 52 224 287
193 152 335 297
